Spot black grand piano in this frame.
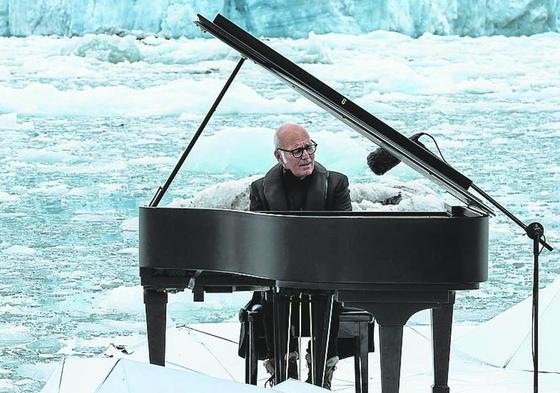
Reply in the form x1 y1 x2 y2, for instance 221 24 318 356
140 14 493 393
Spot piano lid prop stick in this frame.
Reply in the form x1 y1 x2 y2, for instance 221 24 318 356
148 57 246 207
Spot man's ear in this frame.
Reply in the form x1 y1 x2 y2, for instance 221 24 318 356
274 150 285 164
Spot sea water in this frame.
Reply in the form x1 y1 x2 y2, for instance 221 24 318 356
0 32 559 392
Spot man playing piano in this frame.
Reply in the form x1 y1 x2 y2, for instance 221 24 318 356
247 123 351 389
249 123 352 212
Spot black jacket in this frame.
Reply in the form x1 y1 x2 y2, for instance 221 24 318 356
249 162 352 211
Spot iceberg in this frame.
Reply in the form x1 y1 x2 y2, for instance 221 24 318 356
0 0 558 38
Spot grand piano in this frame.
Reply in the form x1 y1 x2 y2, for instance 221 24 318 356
139 14 493 393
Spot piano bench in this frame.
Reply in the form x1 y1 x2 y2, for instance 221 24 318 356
338 308 373 393
240 306 373 393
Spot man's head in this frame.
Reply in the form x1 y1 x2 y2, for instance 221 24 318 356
273 123 317 178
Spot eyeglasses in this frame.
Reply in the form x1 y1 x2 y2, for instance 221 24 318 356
276 140 318 158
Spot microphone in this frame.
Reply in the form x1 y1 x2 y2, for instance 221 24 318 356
367 133 425 175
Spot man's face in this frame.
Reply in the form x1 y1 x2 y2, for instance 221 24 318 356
275 126 315 178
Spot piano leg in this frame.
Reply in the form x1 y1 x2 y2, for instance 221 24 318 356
358 320 369 393
143 288 168 366
431 294 455 393
339 290 455 393
379 324 403 393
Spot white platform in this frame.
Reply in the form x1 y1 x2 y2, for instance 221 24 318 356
41 321 560 393
42 278 560 392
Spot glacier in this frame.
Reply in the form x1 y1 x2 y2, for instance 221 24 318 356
0 0 559 38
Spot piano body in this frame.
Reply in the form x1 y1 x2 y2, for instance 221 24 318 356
139 14 493 393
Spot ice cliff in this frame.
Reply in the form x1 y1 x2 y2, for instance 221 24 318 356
0 0 558 38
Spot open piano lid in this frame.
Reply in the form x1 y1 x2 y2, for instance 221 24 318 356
195 14 493 215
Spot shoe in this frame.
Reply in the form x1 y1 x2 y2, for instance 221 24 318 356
263 352 299 387
263 358 275 387
305 353 339 390
323 356 339 390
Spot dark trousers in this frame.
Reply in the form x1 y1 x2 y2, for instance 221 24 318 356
252 291 341 360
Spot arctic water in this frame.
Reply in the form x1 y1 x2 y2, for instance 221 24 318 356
0 31 559 392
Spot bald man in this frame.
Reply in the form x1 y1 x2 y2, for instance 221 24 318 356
249 123 352 211
247 124 352 388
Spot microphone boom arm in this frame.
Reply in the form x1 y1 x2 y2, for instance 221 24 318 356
470 183 552 251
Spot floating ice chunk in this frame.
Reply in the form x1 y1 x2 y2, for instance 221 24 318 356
170 176 260 211
186 127 276 175
16 363 55 383
71 213 110 222
29 181 69 196
0 112 16 128
18 149 75 164
98 183 123 195
354 94 398 114
0 191 20 203
543 122 560 130
3 245 36 255
396 194 446 211
178 113 204 121
310 130 371 174
66 186 91 197
350 180 445 212
296 32 333 64
128 156 176 166
120 217 139 231
171 174 443 213
186 127 373 176
0 304 19 314
25 337 64 354
95 285 144 316
350 182 405 204
490 137 509 145
0 112 33 130
0 66 10 80
0 324 32 345
64 34 142 63
0 79 316 117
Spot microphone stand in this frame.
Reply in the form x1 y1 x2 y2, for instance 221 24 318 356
470 184 552 393
526 222 545 393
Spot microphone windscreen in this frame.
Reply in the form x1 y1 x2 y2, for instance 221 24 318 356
367 148 401 175
366 133 426 175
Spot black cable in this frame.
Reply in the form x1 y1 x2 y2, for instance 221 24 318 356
539 235 546 256
419 132 448 164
